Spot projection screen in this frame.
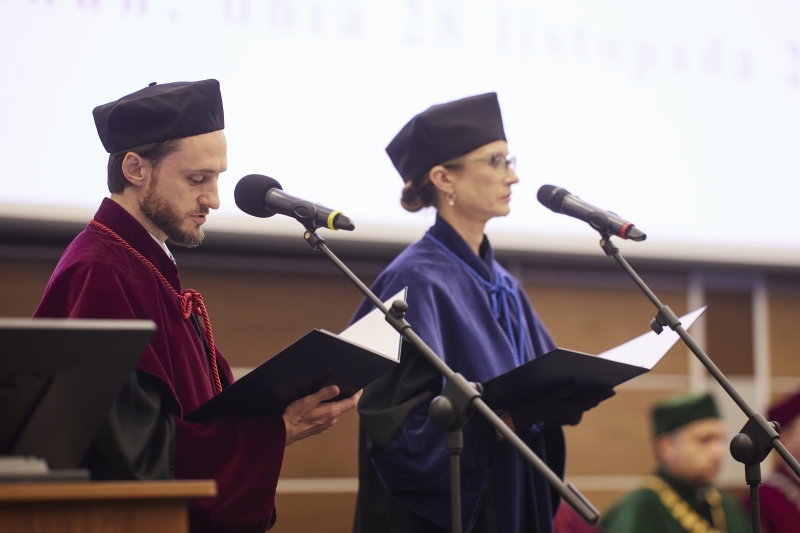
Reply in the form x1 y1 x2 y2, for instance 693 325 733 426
1 0 798 265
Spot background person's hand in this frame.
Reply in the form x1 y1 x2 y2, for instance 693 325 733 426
282 385 362 445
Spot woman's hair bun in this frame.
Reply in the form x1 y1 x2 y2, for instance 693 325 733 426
400 172 439 212
401 180 426 212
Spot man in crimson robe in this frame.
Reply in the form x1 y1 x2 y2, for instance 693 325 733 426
34 79 360 532
744 389 800 532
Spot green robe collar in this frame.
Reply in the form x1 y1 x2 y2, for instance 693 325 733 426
656 469 721 530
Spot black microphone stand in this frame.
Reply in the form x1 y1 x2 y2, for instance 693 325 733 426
591 220 800 533
298 225 600 533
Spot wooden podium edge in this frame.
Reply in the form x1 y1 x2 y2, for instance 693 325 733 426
0 480 217 502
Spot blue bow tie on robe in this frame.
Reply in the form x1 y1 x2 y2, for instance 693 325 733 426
425 233 527 366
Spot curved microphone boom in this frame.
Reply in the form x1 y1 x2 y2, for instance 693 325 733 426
234 174 355 231
537 185 646 241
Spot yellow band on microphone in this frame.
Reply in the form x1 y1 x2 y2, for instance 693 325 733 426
327 210 343 231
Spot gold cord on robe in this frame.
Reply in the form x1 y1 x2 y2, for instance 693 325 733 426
642 476 726 533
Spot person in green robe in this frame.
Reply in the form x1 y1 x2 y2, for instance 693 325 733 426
601 393 751 533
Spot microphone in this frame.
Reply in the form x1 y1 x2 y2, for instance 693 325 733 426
234 174 355 231
537 185 646 241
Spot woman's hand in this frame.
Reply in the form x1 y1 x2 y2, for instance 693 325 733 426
282 385 362 446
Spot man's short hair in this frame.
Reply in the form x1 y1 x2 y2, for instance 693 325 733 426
106 139 181 194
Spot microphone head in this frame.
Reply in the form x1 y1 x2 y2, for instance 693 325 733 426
626 227 647 242
235 174 283 218
333 213 355 231
537 184 570 212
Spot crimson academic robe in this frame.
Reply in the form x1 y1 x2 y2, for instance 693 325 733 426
352 215 565 533
35 198 286 533
744 463 800 533
553 504 602 533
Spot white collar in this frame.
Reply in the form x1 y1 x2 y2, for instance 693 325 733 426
149 233 176 264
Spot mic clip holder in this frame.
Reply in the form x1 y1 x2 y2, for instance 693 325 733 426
598 233 617 257
588 211 613 235
303 229 326 249
291 200 324 231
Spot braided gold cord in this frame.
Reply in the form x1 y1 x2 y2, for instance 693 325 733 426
642 476 725 533
706 488 727 533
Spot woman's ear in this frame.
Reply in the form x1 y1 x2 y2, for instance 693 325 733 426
120 152 150 188
428 165 455 196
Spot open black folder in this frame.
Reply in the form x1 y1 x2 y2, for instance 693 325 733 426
481 307 706 415
187 289 406 422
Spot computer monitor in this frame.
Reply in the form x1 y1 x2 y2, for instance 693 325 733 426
0 319 155 469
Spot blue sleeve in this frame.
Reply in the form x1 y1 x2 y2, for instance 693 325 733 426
355 269 496 531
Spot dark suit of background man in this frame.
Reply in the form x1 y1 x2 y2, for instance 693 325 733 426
34 79 360 532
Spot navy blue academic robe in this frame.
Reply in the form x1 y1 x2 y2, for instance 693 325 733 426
353 215 566 533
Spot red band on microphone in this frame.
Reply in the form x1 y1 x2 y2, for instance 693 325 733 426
620 222 633 239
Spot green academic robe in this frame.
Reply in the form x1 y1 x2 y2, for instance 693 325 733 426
600 472 751 533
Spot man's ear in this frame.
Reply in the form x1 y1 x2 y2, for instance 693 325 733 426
655 433 674 466
120 152 150 188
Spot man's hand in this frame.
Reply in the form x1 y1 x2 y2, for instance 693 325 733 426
282 385 362 446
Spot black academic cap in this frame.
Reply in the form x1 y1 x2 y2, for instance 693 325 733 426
93 79 224 153
386 93 506 183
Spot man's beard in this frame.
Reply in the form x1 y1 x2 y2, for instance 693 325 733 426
140 174 207 248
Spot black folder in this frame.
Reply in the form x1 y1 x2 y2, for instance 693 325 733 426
482 348 647 411
186 289 407 422
482 307 706 416
187 329 399 421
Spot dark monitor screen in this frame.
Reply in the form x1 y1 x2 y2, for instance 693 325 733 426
0 319 155 469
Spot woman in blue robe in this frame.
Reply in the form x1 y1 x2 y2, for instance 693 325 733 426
352 93 574 533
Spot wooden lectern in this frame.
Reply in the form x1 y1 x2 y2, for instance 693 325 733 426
0 480 216 533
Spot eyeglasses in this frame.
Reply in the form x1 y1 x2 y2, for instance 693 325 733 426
443 154 517 178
